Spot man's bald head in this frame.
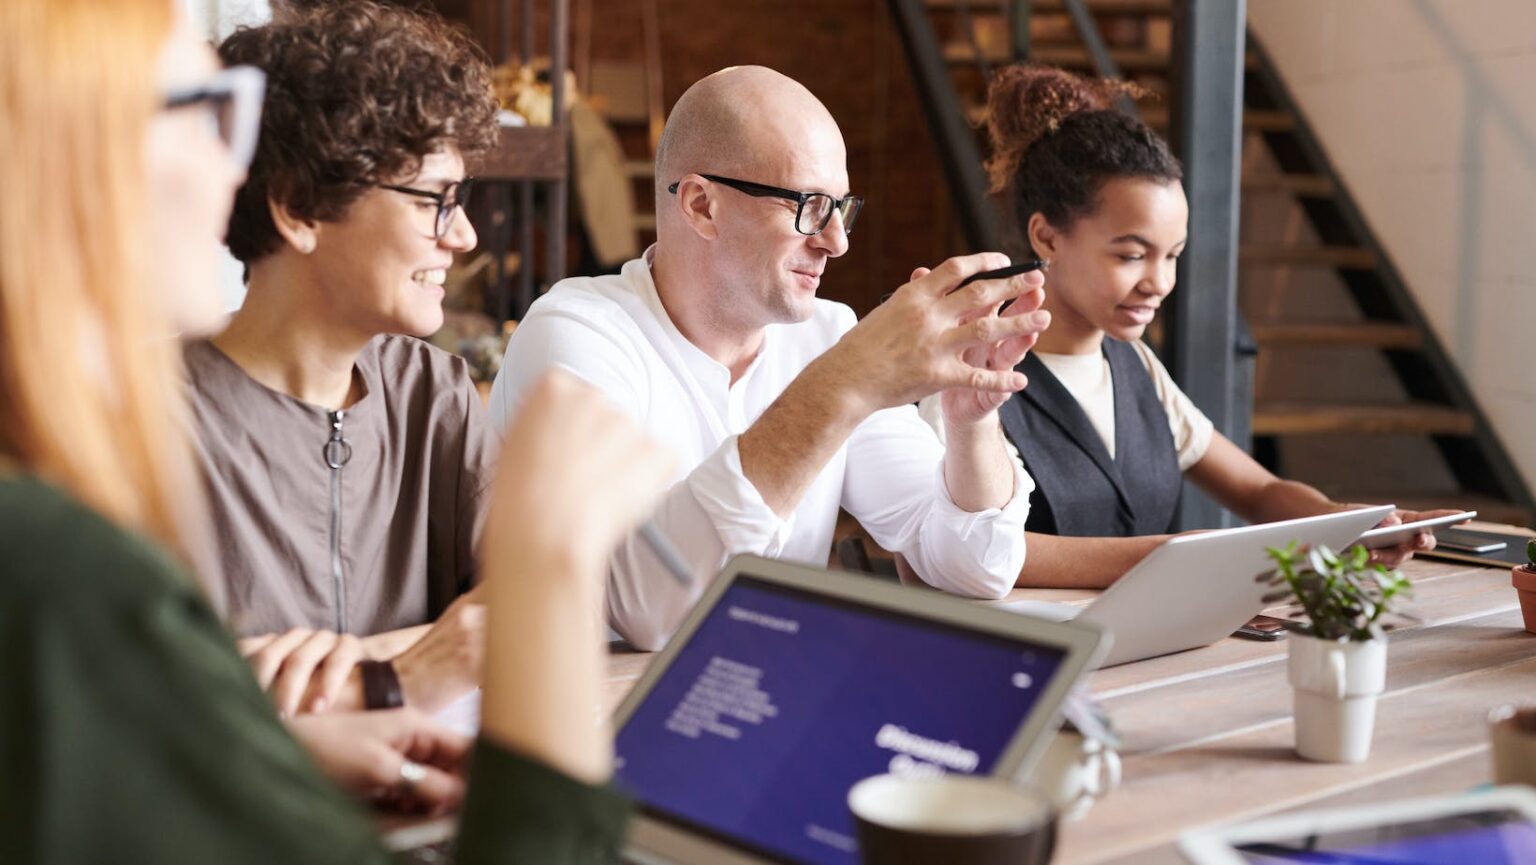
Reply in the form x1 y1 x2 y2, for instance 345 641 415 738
655 66 843 208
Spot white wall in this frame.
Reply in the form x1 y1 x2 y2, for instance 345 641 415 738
186 0 271 40
1248 0 1536 491
184 0 271 312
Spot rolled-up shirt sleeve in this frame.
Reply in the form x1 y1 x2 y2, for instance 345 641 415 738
490 309 795 651
841 404 1032 600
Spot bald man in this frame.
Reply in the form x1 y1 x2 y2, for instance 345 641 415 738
489 66 1049 649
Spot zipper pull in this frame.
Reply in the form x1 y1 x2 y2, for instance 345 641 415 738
324 410 352 469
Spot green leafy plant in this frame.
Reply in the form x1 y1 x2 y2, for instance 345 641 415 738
1259 543 1414 642
1526 538 1536 570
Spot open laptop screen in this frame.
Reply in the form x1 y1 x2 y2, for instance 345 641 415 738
614 574 1068 865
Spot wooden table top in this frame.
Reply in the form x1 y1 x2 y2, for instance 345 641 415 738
602 553 1534 865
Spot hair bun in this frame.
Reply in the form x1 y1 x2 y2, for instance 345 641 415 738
983 64 1148 194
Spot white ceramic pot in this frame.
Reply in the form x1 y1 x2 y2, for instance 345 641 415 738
1288 633 1387 763
1029 728 1122 820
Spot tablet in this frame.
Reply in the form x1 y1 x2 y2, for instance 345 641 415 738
1179 786 1536 864
1357 510 1476 549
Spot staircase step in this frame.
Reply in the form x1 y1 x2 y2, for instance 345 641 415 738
1248 321 1423 350
1239 109 1295 132
1242 173 1334 197
964 103 1294 133
944 42 1259 71
944 42 1170 71
1240 244 1378 269
926 0 1172 13
623 159 654 179
635 213 657 232
1253 403 1475 437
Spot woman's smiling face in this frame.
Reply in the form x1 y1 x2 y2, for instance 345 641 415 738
1032 176 1188 345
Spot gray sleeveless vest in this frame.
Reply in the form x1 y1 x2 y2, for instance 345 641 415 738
999 339 1183 537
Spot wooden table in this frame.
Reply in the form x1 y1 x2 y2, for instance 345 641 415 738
601 554 1533 864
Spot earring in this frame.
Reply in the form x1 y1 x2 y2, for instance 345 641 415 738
297 239 314 254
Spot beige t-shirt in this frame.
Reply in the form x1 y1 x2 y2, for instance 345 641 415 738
919 340 1214 472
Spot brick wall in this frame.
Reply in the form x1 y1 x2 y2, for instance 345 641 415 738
451 0 969 315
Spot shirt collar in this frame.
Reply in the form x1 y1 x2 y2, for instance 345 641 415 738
627 246 769 392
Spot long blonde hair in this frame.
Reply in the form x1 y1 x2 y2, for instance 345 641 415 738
0 0 196 558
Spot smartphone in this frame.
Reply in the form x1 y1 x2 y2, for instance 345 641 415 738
1434 526 1510 554
1232 614 1293 642
1357 510 1477 549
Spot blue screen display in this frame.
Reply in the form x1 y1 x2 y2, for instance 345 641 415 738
613 576 1067 865
1238 811 1536 864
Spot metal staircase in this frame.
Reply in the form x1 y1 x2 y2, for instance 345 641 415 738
900 0 1534 525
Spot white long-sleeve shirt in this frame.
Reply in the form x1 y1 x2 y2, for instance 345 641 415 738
488 252 1033 650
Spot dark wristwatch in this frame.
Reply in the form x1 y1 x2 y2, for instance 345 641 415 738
359 659 405 710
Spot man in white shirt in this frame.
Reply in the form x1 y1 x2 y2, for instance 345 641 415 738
489 66 1049 649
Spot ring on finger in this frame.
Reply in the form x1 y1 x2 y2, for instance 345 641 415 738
398 759 428 791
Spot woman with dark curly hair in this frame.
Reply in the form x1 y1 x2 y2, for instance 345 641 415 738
183 1 501 718
920 64 1454 588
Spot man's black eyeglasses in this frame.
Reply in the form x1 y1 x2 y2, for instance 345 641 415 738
667 174 862 237
379 178 476 240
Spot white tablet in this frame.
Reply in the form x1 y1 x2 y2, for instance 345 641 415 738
1357 510 1476 549
1179 785 1536 864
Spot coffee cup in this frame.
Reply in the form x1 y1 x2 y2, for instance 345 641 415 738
1031 728 1122 819
1489 705 1536 787
848 773 1056 865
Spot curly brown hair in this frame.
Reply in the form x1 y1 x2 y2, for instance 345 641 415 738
984 64 1180 253
219 1 498 266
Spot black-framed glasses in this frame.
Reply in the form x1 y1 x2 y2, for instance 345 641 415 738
161 65 266 170
378 177 476 240
667 174 863 237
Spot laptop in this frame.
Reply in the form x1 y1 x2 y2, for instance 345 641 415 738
1003 505 1394 668
613 554 1108 865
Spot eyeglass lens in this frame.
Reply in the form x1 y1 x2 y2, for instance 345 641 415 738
434 182 472 239
796 194 862 236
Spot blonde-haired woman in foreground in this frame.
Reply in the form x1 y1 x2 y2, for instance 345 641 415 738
0 1 669 862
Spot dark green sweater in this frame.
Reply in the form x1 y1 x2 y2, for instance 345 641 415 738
0 473 630 864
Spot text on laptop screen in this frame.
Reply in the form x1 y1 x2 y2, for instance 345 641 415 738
613 575 1068 865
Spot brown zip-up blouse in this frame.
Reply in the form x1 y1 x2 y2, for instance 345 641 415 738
183 335 496 638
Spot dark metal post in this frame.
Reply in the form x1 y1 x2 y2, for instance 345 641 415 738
546 0 569 291
514 1 536 317
887 0 1002 252
1166 0 1248 530
1009 0 1033 61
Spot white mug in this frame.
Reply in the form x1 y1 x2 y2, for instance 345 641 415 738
1028 728 1122 820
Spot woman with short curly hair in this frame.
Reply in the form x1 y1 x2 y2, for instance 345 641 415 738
184 1 501 718
918 64 1453 589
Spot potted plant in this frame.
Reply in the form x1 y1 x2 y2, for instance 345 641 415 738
1514 539 1536 634
1260 543 1413 763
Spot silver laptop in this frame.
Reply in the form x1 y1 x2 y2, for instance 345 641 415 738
612 554 1108 865
1003 506 1394 667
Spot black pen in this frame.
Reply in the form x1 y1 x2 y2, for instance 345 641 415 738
951 259 1048 291
880 259 1047 304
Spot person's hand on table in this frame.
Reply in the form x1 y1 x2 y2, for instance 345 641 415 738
1360 507 1465 568
287 708 470 815
391 591 486 713
239 628 367 717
